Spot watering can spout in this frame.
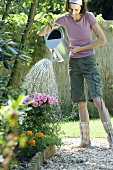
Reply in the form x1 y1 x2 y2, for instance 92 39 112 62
45 26 69 62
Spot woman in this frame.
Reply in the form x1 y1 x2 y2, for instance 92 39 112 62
38 0 113 149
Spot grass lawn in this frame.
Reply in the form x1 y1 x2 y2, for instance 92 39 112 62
60 118 113 138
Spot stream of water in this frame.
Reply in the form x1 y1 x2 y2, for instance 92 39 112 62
22 58 61 118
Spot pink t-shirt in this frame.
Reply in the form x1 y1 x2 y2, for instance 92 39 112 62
55 12 97 58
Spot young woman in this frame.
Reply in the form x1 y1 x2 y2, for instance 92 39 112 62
38 0 113 149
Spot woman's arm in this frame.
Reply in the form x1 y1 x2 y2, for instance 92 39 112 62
38 20 58 36
72 23 107 53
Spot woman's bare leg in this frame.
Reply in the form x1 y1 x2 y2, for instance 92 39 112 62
78 101 89 122
93 97 113 148
72 102 90 149
93 97 110 122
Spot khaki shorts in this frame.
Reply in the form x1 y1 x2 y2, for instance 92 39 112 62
69 54 103 103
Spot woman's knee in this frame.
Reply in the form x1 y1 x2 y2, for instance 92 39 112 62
78 101 87 109
93 97 105 110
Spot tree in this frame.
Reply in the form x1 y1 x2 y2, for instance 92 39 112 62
87 0 113 20
0 0 65 92
7 0 38 87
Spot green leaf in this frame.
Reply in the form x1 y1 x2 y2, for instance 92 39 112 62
0 38 5 46
6 46 18 55
6 41 17 46
11 94 24 109
23 107 32 111
16 94 25 106
0 87 7 91
12 101 17 109
6 39 13 43
7 86 13 90
13 48 26 54
18 54 31 61
27 62 31 66
0 47 2 52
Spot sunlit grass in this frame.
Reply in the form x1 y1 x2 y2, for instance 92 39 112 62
61 118 113 138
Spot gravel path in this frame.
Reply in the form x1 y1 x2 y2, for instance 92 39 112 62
40 138 113 170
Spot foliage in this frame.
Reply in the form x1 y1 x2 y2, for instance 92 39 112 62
18 130 60 158
17 92 61 158
0 0 66 64
60 100 79 121
38 0 65 14
0 92 61 168
96 14 105 25
87 0 113 20
87 102 99 119
0 81 26 105
0 17 31 105
0 20 31 70
95 14 108 30
109 23 113 31
0 0 32 18
0 1 63 163
0 0 67 89
18 131 45 158
0 94 28 169
0 70 28 106
23 92 58 121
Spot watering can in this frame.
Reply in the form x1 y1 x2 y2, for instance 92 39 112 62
45 26 70 62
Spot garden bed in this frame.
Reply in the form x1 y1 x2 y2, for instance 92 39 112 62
27 145 55 170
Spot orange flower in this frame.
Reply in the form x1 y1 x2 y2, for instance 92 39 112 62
20 134 26 137
27 131 33 136
28 139 36 146
37 132 44 138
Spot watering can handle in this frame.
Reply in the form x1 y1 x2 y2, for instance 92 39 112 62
44 23 64 40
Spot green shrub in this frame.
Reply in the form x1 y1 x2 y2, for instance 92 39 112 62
0 94 28 169
0 93 62 169
17 92 62 158
60 100 79 121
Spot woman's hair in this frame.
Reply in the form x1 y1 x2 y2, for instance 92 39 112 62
65 0 87 16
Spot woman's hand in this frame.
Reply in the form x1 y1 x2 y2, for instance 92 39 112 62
49 20 59 30
70 45 81 53
50 20 55 27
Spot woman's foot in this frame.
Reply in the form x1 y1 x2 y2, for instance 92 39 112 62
71 141 91 149
103 121 113 150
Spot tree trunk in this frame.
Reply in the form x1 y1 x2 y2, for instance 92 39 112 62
7 0 38 87
2 0 12 20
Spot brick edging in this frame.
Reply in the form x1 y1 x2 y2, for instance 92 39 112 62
27 145 55 170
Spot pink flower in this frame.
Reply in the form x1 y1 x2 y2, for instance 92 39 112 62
48 99 54 104
32 102 38 107
38 94 44 101
29 94 35 99
24 92 58 107
48 97 57 105
23 98 30 104
43 96 47 102
53 97 58 103
33 92 38 95
46 94 50 98
34 95 40 101
38 101 43 106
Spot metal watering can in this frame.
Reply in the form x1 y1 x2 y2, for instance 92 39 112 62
45 26 69 62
